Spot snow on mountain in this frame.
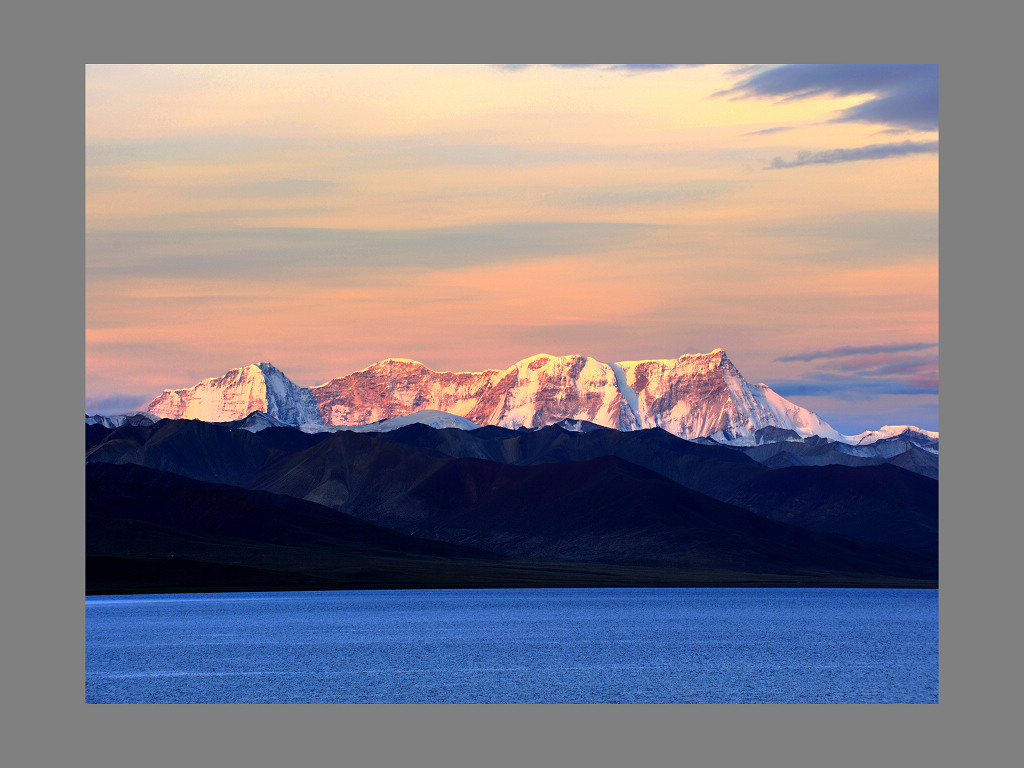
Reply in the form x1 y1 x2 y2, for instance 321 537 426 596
227 411 292 433
553 418 613 433
493 353 641 430
846 425 939 453
307 409 482 434
85 411 159 428
136 352 936 446
309 358 510 426
616 350 845 443
146 362 323 425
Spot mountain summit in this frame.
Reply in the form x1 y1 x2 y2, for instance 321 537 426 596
147 362 322 425
145 351 861 443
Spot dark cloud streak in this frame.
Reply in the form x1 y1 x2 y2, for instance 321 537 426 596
771 343 938 402
766 140 938 169
497 64 702 73
769 377 938 401
744 126 794 136
715 64 938 132
777 342 937 363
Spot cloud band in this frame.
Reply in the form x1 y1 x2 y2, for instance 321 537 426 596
767 140 938 169
777 342 938 363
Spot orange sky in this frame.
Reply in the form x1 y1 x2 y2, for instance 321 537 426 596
86 65 938 432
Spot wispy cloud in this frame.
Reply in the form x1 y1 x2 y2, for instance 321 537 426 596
230 178 340 197
498 64 701 74
86 221 663 280
770 344 938 403
871 359 939 378
753 209 938 256
715 64 938 132
766 140 938 169
744 126 794 136
777 342 937 363
86 134 312 166
567 181 736 207
873 127 921 136
835 360 938 394
606 64 699 73
85 393 154 415
768 376 938 401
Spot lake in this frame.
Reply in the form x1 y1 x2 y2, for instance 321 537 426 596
85 587 937 703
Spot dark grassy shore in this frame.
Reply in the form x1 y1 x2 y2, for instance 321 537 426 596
87 554 937 595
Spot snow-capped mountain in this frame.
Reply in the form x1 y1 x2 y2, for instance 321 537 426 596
307 350 846 442
311 354 643 432
85 411 159 428
847 426 939 453
147 362 322 425
138 351 935 446
614 350 846 443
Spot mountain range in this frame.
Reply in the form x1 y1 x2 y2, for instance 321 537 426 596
86 417 938 593
140 351 937 447
86 350 938 593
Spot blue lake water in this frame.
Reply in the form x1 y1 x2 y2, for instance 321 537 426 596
85 587 937 703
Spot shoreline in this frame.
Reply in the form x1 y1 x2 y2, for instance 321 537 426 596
86 554 937 596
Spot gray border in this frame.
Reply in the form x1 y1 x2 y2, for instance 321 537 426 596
6 0 1010 766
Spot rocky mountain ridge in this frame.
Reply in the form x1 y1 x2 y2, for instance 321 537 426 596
141 351 935 445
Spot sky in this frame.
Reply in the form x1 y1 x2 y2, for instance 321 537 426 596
85 64 938 434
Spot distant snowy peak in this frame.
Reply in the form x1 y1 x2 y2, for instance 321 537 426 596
146 362 323 425
307 409 483 434
553 418 613 433
847 426 939 452
85 411 159 428
226 411 292 433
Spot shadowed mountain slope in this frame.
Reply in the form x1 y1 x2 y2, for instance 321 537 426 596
737 437 938 479
724 463 938 554
86 421 936 580
376 422 767 499
87 461 499 559
336 453 936 579
87 461 934 593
